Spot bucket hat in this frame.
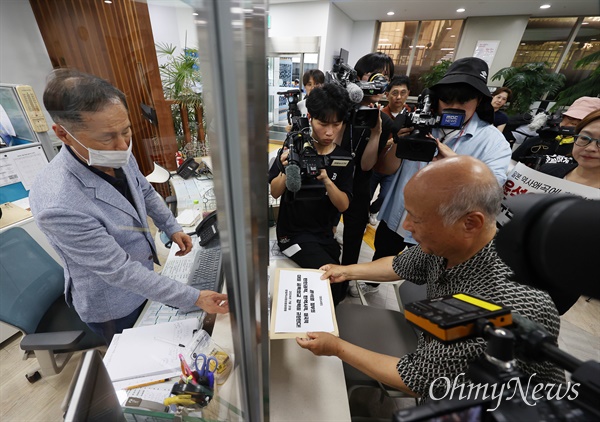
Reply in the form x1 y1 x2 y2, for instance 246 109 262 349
431 57 491 98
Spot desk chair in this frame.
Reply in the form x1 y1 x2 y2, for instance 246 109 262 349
336 280 427 421
0 227 105 383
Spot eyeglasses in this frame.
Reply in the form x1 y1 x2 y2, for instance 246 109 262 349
574 135 600 148
389 90 409 97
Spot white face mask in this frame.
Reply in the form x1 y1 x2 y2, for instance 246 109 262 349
62 126 132 168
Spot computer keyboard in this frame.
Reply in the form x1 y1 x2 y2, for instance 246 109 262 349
137 238 223 327
187 240 223 292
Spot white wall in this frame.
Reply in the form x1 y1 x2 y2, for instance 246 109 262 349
147 1 198 65
456 16 530 85
268 2 379 70
324 5 353 70
268 1 330 69
0 0 55 131
348 21 377 67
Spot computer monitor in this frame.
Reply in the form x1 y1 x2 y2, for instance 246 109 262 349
338 48 349 65
63 349 126 422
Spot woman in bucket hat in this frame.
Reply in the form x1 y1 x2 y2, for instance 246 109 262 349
366 57 513 273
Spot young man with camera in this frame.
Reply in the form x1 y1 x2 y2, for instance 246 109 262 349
369 57 512 276
269 83 355 305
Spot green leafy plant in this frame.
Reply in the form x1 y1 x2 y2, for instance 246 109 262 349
156 42 206 155
553 51 600 109
491 62 565 115
419 60 453 87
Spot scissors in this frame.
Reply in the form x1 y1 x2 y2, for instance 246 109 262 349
194 353 218 388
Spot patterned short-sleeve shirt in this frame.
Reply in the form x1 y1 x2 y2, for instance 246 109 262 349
392 240 565 398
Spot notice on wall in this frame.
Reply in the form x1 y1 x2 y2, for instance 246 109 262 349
270 268 338 339
496 162 600 227
0 146 48 190
473 40 500 68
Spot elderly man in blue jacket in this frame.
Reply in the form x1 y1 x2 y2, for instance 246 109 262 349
30 69 228 344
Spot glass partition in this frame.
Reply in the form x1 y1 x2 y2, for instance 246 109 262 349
187 1 270 421
377 20 463 94
512 16 600 99
21 0 269 419
511 17 579 69
558 16 600 87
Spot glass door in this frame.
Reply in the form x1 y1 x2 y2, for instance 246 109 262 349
268 53 319 139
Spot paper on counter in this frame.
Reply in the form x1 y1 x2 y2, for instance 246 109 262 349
103 318 199 382
270 268 338 339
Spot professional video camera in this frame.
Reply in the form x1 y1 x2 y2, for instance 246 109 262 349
535 113 575 139
277 88 303 127
325 57 388 129
394 194 600 422
277 118 351 201
392 89 466 162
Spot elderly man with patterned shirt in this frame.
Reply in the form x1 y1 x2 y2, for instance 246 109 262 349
297 156 564 399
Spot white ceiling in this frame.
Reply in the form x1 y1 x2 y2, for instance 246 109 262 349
270 0 600 21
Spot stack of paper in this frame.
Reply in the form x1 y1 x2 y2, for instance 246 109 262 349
103 318 200 382
175 208 202 227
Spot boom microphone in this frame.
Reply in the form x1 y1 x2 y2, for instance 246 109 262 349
285 164 302 193
346 82 364 104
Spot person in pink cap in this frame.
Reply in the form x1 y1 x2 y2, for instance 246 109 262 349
512 96 600 168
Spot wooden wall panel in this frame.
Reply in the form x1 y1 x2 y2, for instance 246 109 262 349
29 0 179 188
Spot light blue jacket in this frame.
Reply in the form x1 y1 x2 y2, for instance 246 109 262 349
29 147 199 323
378 113 512 244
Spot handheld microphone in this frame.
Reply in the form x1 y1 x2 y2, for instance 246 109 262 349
346 82 364 104
284 164 301 193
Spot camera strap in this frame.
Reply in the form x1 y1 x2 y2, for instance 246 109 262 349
349 127 367 158
439 128 459 143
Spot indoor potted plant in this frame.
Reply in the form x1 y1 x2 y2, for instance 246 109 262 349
491 62 565 115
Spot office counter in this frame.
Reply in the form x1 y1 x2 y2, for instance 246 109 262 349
270 339 351 421
174 291 351 420
147 166 351 420
267 234 350 420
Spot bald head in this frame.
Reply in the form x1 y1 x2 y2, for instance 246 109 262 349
406 156 502 226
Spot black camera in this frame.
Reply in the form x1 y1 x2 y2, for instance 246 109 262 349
277 89 303 126
395 195 600 422
278 120 351 201
282 128 326 201
536 114 575 139
326 58 388 129
285 128 328 179
396 309 599 422
394 89 466 162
